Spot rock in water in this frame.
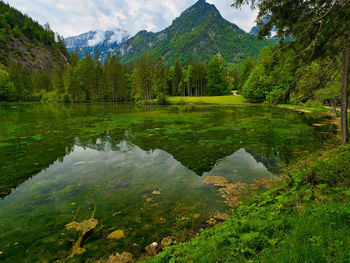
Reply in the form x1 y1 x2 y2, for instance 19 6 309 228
161 237 173 247
145 242 158 256
106 252 134 263
202 176 228 187
193 213 201 219
108 230 125 239
213 211 229 221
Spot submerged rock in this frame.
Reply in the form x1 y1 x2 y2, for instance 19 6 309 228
145 242 158 256
203 176 228 187
66 218 98 233
107 230 125 240
65 206 98 258
219 182 256 207
161 236 173 247
106 252 134 263
206 218 216 225
193 213 201 219
213 211 229 221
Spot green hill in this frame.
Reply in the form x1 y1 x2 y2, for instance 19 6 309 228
116 0 274 65
0 1 68 72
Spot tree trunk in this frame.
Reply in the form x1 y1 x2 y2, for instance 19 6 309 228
341 37 349 145
331 99 338 116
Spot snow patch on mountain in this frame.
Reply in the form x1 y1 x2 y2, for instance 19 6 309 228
87 31 105 47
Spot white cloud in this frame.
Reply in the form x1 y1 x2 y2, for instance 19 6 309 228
108 30 129 44
5 0 258 37
87 30 105 47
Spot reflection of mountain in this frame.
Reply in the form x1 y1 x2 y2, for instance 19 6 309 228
1 104 336 198
204 148 273 183
76 135 275 179
74 137 274 183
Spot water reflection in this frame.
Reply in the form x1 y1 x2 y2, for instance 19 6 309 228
0 103 338 262
0 137 273 262
0 104 336 197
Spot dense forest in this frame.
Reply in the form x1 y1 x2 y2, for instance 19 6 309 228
0 50 233 103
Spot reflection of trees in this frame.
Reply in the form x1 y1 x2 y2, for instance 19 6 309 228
1 104 336 197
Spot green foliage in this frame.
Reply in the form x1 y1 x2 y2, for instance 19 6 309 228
172 59 183 96
300 146 350 187
239 56 255 91
141 145 350 263
240 46 297 104
0 69 16 101
242 64 267 103
206 55 229 96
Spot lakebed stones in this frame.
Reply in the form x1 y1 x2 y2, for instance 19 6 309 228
203 176 228 187
203 175 281 208
145 242 158 256
65 206 98 258
66 218 98 234
105 252 134 263
161 236 173 247
107 230 125 239
213 211 229 221
193 213 201 219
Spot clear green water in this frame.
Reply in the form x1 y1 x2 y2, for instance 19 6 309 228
0 103 337 262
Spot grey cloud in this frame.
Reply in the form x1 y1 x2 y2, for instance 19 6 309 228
5 0 257 37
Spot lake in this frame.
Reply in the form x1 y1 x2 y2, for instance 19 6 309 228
0 103 337 262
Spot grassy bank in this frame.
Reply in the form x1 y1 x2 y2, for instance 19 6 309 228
166 96 246 105
140 145 350 262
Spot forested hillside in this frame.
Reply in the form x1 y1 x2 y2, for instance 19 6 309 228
0 1 68 72
116 0 273 65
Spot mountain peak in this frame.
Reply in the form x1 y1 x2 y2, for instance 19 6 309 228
183 0 220 16
115 0 273 65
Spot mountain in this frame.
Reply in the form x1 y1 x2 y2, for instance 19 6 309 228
116 0 274 65
64 29 129 60
249 16 278 40
0 2 68 72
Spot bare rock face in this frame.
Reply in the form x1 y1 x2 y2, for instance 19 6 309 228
145 242 158 256
106 252 134 263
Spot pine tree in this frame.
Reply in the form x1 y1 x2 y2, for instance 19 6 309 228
172 59 183 96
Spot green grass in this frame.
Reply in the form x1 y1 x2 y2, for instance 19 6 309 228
139 145 350 263
166 96 246 105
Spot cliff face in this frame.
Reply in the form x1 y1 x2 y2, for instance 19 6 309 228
0 2 69 72
2 35 69 72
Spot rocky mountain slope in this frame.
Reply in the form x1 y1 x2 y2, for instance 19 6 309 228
65 29 129 60
0 2 68 72
116 0 273 65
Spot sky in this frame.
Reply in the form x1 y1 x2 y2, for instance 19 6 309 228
5 0 258 37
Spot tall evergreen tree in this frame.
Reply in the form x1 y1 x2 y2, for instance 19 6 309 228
172 59 183 96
